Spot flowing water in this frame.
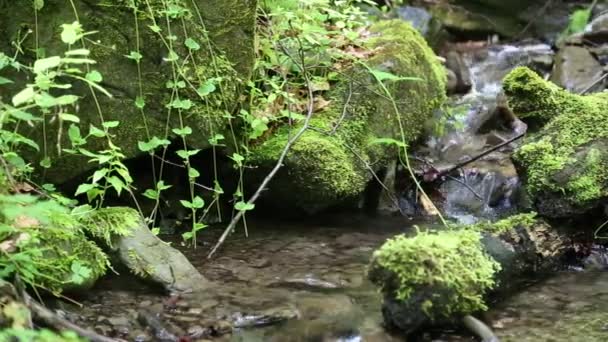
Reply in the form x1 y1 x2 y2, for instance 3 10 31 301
60 215 608 341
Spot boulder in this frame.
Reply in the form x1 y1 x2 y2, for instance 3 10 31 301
0 0 256 184
247 20 446 213
550 46 605 94
80 207 212 292
503 67 608 218
368 213 571 335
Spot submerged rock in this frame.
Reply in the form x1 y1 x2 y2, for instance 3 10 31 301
248 20 446 213
81 207 211 292
503 67 608 217
368 213 571 334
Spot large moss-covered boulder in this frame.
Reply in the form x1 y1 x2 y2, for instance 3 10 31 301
368 213 570 334
0 0 256 184
503 67 608 218
248 20 446 213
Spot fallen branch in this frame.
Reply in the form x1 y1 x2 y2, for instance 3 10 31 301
429 132 525 182
207 24 316 259
18 284 118 342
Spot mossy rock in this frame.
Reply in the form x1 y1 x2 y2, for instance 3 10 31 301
0 0 256 184
368 213 570 334
81 206 212 292
503 67 608 218
248 19 446 213
18 212 108 294
368 229 500 333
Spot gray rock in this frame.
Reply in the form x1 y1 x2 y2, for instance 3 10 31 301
115 221 212 293
90 207 212 293
588 12 608 33
397 6 433 36
551 46 605 93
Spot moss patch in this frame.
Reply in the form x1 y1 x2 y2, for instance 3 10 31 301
471 212 538 234
79 207 141 248
370 229 500 318
504 67 608 208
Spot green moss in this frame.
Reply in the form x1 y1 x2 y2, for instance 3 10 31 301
370 229 500 318
471 212 538 234
26 213 108 294
505 67 608 206
248 20 446 211
79 207 140 248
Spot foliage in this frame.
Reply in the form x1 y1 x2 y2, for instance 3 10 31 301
0 328 85 342
0 18 110 295
559 2 594 41
369 229 500 318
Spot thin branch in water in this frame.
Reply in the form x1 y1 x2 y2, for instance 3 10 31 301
207 23 317 259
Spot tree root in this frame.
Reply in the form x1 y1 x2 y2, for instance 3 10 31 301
463 315 499 342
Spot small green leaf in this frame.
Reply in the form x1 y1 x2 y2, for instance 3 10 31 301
92 168 108 183
0 76 13 85
60 21 84 45
125 51 143 62
197 80 216 97
230 153 245 166
12 87 35 106
88 124 106 138
39 157 52 168
75 183 96 196
64 48 90 56
59 113 80 123
138 136 171 152
135 96 145 109
86 70 103 83
107 176 125 195
208 134 225 146
184 38 200 51
172 126 192 137
68 124 85 145
180 200 193 209
235 201 255 211
102 120 119 128
143 189 159 200
188 167 200 179
191 196 205 209
149 24 162 33
33 0 44 10
33 56 61 73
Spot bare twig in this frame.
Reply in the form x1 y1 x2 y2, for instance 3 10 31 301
435 132 525 180
207 23 316 259
341 142 406 216
330 80 353 134
445 174 484 201
579 72 608 95
17 283 118 342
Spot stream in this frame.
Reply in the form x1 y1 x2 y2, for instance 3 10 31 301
59 215 608 341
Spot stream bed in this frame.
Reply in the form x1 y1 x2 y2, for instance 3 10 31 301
58 215 608 341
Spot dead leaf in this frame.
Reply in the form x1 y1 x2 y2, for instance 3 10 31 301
313 97 331 112
13 215 40 229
